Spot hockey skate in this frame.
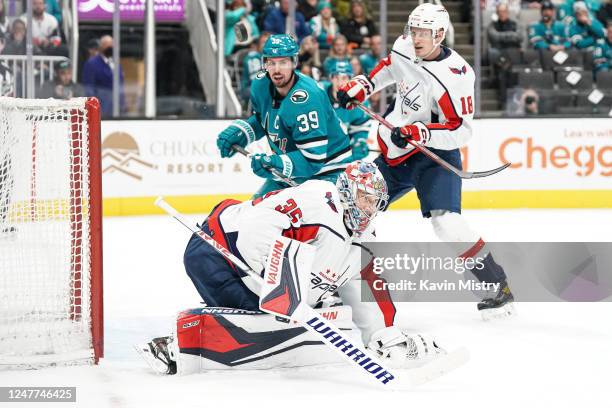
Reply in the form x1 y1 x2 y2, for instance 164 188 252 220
134 336 177 375
477 281 515 321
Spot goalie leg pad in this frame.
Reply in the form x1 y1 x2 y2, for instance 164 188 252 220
174 306 355 374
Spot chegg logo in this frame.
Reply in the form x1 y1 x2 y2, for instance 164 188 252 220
499 137 612 177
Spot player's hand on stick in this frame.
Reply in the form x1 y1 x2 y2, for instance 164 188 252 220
251 153 293 180
351 137 370 160
390 121 431 149
217 119 255 158
337 75 374 109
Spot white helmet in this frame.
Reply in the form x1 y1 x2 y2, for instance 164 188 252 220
336 161 388 236
405 3 450 45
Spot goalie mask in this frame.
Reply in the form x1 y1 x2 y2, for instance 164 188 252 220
404 3 450 62
336 161 388 235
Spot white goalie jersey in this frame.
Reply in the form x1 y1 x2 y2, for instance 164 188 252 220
368 35 475 166
213 180 395 340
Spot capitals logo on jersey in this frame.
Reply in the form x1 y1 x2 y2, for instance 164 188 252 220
397 80 422 114
449 65 467 75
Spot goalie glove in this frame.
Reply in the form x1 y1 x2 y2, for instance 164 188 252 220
390 121 431 149
367 327 445 368
337 75 375 109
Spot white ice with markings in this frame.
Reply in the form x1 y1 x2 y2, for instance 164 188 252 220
1 209 611 407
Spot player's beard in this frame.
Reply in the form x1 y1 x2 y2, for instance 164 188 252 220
271 70 294 89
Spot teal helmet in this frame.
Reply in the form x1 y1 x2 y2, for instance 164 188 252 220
328 60 354 77
262 34 299 62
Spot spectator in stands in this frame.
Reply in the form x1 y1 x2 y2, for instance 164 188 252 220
358 33 382 75
86 38 99 60
559 0 601 24
333 0 352 20
323 34 350 75
340 0 377 48
82 35 125 118
350 56 363 75
593 21 612 72
240 32 269 100
310 2 339 49
298 34 322 72
0 0 9 37
488 3 523 100
38 60 84 99
20 0 66 56
521 88 540 115
45 0 61 28
523 0 542 10
1 19 31 55
529 1 571 50
225 0 260 56
568 1 606 50
263 0 311 43
597 0 612 25
298 0 319 22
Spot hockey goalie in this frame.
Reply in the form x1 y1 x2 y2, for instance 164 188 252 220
137 162 451 375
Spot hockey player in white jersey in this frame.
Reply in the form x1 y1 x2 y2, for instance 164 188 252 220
138 162 448 374
337 3 514 319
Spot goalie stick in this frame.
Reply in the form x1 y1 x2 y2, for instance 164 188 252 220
356 102 511 179
154 196 469 388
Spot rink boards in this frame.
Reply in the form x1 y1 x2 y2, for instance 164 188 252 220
99 118 612 216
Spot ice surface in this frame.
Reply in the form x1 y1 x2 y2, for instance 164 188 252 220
1 209 611 408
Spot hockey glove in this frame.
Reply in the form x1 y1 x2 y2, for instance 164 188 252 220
367 327 444 368
217 119 257 158
351 137 369 160
390 121 431 149
251 153 293 180
337 75 374 109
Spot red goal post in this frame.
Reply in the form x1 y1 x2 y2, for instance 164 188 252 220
0 97 103 368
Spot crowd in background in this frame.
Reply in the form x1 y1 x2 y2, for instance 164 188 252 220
484 0 612 114
0 0 124 117
224 0 383 111
2 0 611 117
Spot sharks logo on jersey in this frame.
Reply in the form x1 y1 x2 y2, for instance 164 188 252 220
290 89 309 104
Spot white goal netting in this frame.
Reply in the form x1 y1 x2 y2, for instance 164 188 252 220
0 97 102 369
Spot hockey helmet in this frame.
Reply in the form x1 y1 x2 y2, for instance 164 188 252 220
262 34 299 65
336 161 388 235
405 3 450 44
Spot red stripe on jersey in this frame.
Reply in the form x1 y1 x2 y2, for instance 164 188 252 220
282 225 320 243
459 238 485 260
369 55 392 80
426 92 463 132
377 130 419 167
208 199 241 270
360 258 396 327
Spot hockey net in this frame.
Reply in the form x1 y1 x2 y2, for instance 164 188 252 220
0 97 103 369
